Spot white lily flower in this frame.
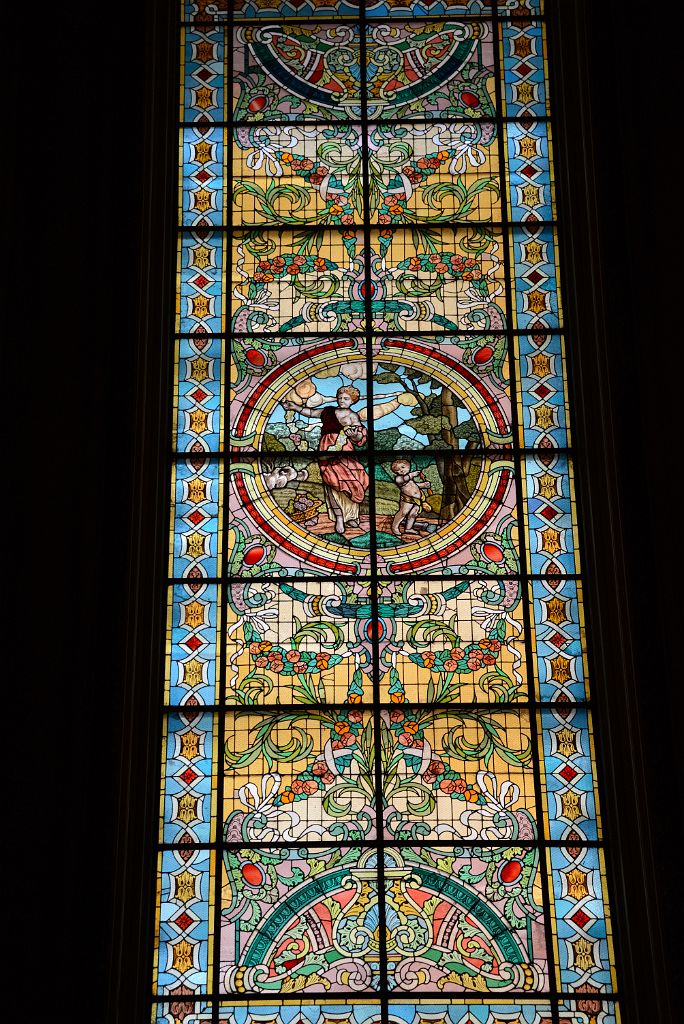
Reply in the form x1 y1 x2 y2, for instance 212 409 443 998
239 773 324 842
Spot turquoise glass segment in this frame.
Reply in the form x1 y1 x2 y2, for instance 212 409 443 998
167 583 219 706
172 458 220 578
162 711 215 844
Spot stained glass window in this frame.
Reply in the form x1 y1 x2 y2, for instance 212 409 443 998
155 2 619 1023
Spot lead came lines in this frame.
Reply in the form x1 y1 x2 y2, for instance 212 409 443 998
155 2 618 1020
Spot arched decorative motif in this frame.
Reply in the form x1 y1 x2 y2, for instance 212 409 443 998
154 3 619 1024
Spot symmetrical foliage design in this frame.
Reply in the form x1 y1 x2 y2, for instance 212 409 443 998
154 2 618 1021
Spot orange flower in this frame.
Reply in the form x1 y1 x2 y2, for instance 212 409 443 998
390 693 405 704
463 789 479 803
280 152 293 163
437 150 449 161
404 721 419 735
258 642 272 651
329 204 343 215
348 693 362 704
334 721 350 735
262 273 274 282
313 257 327 270
281 790 295 803
389 204 403 215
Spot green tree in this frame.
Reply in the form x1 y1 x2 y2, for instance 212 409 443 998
375 364 481 520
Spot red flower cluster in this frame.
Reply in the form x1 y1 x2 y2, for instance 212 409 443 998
312 761 335 784
416 156 442 170
249 641 307 674
439 777 468 795
422 759 445 785
291 779 318 795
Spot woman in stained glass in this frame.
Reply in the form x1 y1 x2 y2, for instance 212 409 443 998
150 3 626 1015
282 385 368 533
282 384 404 534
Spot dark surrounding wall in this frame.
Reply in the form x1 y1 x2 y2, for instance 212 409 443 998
13 1 682 1018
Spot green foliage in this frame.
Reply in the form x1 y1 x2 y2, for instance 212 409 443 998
233 180 313 224
416 176 499 223
410 225 443 254
409 413 443 438
407 619 460 648
224 713 317 770
374 426 404 449
396 271 443 298
442 712 532 768
291 621 344 650
262 432 286 452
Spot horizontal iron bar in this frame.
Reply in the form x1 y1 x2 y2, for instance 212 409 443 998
181 14 547 27
157 838 604 851
179 116 552 129
161 700 591 712
166 572 583 583
176 220 557 232
169 450 573 462
174 328 565 338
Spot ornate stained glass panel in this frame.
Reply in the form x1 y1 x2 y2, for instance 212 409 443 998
154 1 619 1021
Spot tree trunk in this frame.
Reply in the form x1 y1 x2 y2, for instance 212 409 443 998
438 450 476 521
437 388 475 522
